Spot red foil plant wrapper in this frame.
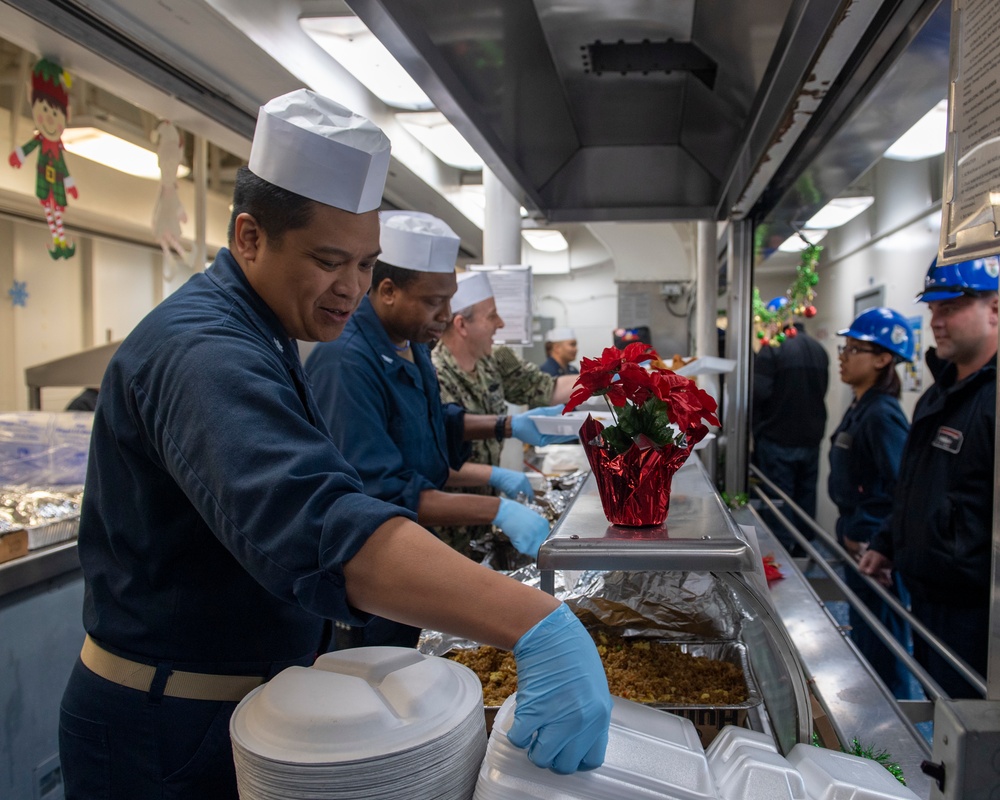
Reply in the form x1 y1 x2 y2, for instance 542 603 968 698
565 343 720 526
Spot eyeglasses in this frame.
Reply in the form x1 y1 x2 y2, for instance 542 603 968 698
837 344 879 356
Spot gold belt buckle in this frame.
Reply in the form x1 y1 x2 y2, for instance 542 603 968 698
45 164 56 184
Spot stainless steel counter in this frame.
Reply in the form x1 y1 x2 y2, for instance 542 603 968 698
738 508 933 798
536 456 812 755
537 458 757 573
0 538 80 600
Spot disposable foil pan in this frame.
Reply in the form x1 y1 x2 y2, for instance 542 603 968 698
436 636 761 743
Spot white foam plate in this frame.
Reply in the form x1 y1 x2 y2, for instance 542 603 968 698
230 646 484 763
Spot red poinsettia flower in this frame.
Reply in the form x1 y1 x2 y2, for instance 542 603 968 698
563 344 719 456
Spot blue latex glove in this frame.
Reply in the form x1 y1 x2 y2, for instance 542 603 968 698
492 498 549 558
511 405 578 446
489 466 535 500
509 604 612 773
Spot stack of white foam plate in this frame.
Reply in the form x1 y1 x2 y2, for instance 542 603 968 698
474 695 719 799
230 646 487 800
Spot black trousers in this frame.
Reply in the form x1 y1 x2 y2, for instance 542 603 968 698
60 658 241 800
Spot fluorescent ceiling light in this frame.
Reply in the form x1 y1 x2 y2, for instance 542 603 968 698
522 229 568 252
804 196 874 229
300 16 433 111
396 111 483 170
884 99 948 161
778 230 827 253
62 127 189 180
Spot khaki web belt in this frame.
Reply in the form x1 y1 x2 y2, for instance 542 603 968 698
80 635 265 702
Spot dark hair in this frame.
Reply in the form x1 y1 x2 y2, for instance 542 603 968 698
371 260 421 294
871 344 902 399
227 167 316 246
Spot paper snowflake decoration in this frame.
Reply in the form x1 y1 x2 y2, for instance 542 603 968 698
8 281 28 307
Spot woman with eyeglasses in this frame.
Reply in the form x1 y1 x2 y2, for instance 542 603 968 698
829 307 914 698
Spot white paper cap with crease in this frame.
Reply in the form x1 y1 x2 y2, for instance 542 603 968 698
451 272 493 312
248 89 391 213
545 327 576 343
379 211 459 273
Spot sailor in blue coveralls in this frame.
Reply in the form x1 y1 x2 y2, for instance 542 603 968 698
862 255 999 698
58 89 611 800
306 211 560 646
828 307 913 697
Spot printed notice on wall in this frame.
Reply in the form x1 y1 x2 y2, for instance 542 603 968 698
939 0 1000 264
470 265 533 345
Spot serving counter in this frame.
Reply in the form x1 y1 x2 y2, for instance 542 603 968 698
537 455 933 797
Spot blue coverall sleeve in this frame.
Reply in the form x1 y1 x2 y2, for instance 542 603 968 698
129 329 413 622
308 347 437 513
442 402 471 470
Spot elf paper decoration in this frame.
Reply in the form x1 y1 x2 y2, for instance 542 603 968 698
7 58 78 260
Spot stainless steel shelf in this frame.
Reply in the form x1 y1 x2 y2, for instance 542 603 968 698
537 457 756 573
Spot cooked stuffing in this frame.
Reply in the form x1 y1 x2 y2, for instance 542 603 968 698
447 631 747 707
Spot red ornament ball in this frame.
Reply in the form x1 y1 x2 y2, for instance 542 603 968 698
760 337 770 347
804 305 817 318
785 326 798 338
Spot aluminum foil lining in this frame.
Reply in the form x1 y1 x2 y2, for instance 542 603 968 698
419 564 742 655
0 487 83 529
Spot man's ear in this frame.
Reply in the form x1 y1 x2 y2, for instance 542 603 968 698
232 213 262 261
373 276 397 305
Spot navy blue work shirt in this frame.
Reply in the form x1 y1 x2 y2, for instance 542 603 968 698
305 296 468 514
78 248 412 672
539 357 579 377
827 390 908 545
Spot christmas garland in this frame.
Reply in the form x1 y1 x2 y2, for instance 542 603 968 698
753 243 822 347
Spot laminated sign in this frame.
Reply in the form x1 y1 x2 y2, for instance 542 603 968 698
939 0 1000 264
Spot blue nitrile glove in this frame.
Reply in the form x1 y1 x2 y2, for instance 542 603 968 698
511 405 578 446
509 603 612 774
492 498 549 558
489 466 535 500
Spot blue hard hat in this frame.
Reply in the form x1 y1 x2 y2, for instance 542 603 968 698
917 255 1000 302
837 307 914 362
766 296 789 312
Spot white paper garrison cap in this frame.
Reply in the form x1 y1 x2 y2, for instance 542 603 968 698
545 326 576 343
379 211 460 273
248 89 391 213
451 272 493 312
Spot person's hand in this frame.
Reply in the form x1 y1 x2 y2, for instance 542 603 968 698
509 604 612 774
511 405 577 446
841 536 867 563
488 466 535 500
8 151 22 168
859 549 893 587
492 498 549 558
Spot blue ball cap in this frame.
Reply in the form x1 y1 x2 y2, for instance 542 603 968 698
917 255 1000 302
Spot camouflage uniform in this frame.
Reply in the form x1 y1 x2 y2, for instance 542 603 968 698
431 343 555 562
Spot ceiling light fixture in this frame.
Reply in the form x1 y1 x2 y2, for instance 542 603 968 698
61 127 189 180
396 111 484 170
778 230 827 253
300 16 433 111
522 229 568 252
883 99 948 161
804 196 874 229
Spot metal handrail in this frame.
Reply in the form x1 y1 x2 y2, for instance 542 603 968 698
750 464 988 699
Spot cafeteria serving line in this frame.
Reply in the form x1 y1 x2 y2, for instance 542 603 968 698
0 0 998 797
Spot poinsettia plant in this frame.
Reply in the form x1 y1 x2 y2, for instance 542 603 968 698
564 343 720 457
